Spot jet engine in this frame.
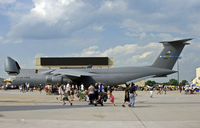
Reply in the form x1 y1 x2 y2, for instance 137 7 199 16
46 75 71 84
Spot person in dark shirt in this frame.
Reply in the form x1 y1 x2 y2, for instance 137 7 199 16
94 83 99 105
129 83 137 107
122 84 130 107
104 85 108 93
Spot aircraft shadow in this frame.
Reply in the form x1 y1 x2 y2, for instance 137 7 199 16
134 105 152 108
0 105 93 112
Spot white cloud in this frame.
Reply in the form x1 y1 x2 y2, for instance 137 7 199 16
0 35 22 44
0 36 3 40
122 19 182 36
72 42 161 66
92 25 104 32
99 0 128 13
6 0 132 41
7 0 87 39
139 51 152 59
149 33 174 40
30 0 84 24
4 0 199 43
0 0 15 4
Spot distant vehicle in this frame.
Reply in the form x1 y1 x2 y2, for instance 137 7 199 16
5 39 191 86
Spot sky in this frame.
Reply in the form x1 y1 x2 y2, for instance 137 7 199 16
0 0 200 83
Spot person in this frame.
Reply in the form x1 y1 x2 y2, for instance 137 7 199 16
26 83 30 92
62 87 73 106
47 84 51 95
81 83 84 91
74 84 78 94
56 85 64 101
157 84 162 95
129 83 137 107
122 84 129 107
88 84 95 105
179 84 182 93
22 83 26 93
109 89 115 106
70 87 75 100
185 84 190 94
78 89 87 101
94 83 99 106
99 83 104 92
62 91 68 105
66 82 71 96
68 87 74 106
19 85 23 92
149 86 154 98
104 85 108 93
163 84 167 94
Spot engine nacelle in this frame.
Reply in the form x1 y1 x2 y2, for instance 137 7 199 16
46 76 71 84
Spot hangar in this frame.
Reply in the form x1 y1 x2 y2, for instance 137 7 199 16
192 67 200 85
36 57 113 69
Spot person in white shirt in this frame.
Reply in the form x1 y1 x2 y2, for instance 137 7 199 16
56 85 63 101
66 83 71 96
81 84 84 91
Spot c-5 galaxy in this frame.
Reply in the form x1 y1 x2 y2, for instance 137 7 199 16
5 39 191 86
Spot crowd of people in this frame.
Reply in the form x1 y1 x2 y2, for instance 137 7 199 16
17 82 139 107
53 82 122 106
14 82 200 107
146 83 200 98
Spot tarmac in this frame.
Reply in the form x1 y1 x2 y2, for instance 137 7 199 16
0 90 200 128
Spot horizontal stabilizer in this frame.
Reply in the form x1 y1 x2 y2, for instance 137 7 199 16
160 38 192 45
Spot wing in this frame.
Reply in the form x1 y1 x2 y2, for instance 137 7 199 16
49 69 96 77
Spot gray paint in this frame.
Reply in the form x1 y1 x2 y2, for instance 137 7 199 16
152 38 191 69
4 57 20 74
5 39 191 86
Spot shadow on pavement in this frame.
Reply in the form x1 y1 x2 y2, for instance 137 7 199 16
0 105 93 112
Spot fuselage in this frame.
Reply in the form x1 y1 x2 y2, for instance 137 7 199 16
6 39 190 86
11 66 175 86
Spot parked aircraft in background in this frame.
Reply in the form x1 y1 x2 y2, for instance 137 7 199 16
5 39 191 86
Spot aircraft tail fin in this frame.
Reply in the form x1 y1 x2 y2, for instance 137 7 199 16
5 57 21 75
152 38 191 70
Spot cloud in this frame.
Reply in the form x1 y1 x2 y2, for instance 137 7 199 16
0 36 3 40
122 19 180 39
0 0 198 83
0 35 22 44
7 0 88 39
139 51 152 59
0 0 15 4
99 0 128 13
71 42 161 66
4 0 200 43
92 25 104 32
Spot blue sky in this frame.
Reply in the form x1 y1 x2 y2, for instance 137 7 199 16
0 0 200 82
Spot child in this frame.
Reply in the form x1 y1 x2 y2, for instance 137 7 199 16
109 90 115 106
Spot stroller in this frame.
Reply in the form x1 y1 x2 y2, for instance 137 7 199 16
77 90 87 101
95 92 108 106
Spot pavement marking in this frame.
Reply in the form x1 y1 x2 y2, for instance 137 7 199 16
128 107 147 128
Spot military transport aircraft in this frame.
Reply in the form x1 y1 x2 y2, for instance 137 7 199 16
5 38 191 86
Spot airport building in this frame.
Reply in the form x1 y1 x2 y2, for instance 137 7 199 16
192 67 200 85
135 80 145 87
36 57 113 69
